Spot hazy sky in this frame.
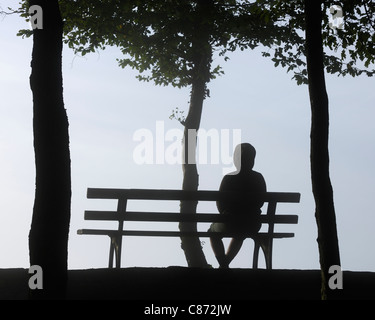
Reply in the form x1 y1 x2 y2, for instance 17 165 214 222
1 2 374 271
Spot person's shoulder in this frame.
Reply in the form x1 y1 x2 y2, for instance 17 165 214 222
250 170 266 184
221 171 241 182
220 172 240 189
251 170 264 178
224 170 240 177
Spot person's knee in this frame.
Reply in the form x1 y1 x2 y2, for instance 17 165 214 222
209 234 223 243
233 237 245 244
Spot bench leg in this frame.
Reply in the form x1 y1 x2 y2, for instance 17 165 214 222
109 236 122 268
261 238 272 270
253 238 273 270
253 241 261 269
115 236 122 268
109 236 115 268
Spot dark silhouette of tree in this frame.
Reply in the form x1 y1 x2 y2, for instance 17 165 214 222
28 0 71 299
304 0 340 300
251 0 374 299
177 0 215 268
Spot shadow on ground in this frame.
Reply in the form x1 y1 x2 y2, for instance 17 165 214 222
1 267 374 300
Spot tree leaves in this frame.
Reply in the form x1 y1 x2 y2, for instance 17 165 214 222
16 0 374 86
16 0 295 89
262 0 375 83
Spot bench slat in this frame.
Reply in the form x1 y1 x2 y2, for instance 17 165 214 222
87 188 300 203
84 211 298 224
77 229 295 238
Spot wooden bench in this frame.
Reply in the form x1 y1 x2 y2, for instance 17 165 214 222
77 188 300 269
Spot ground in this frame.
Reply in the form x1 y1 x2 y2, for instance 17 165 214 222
0 267 374 300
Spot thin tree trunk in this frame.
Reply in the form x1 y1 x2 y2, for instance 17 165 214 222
28 0 71 299
179 0 213 267
305 0 341 300
179 77 209 267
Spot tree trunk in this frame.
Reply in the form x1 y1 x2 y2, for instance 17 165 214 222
28 0 71 299
179 0 213 267
179 77 209 267
305 0 341 300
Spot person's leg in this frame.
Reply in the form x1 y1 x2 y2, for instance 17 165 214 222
210 236 228 268
225 238 244 266
208 223 228 268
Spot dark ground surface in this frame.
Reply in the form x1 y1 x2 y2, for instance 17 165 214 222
1 267 375 300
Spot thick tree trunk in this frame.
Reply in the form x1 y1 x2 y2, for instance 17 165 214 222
28 0 71 299
305 0 341 299
179 0 213 267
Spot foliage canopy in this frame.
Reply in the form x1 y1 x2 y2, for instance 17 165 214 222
16 1 374 87
17 0 301 88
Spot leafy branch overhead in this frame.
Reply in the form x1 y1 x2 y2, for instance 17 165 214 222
169 107 186 126
17 0 293 88
17 1 374 88
259 0 375 84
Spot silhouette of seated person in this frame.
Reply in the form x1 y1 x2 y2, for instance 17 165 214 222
208 143 266 268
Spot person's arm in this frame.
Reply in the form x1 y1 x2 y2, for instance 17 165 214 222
256 173 267 209
217 175 231 214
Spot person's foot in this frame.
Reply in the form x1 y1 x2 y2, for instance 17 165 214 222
216 255 229 269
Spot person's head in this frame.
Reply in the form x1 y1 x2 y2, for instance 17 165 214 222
233 143 256 171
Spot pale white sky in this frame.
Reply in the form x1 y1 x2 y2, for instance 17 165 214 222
1 3 374 271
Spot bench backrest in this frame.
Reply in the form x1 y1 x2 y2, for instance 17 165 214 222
86 188 300 202
84 188 300 227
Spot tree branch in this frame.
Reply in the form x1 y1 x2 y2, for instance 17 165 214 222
363 1 375 31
